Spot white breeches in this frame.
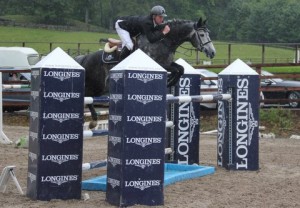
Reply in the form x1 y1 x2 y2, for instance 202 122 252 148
115 20 134 50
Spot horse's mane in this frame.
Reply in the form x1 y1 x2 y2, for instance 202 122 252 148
165 19 194 27
165 18 208 30
162 19 196 40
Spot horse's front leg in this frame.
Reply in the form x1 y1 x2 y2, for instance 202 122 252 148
166 62 184 87
87 104 98 129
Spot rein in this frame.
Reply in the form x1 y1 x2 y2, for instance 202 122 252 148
161 25 211 57
177 45 197 57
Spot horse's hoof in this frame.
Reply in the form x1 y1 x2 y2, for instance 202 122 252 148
89 121 97 129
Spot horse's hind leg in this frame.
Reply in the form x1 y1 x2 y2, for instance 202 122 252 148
87 104 98 129
167 62 184 87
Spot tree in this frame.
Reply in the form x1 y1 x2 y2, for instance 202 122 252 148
0 0 36 15
1 0 300 43
211 0 251 41
246 0 300 42
33 0 72 25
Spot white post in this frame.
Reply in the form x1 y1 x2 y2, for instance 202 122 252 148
0 72 12 144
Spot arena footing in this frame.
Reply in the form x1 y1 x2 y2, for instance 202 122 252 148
82 163 215 191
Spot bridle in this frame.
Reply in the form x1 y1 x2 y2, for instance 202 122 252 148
193 26 212 51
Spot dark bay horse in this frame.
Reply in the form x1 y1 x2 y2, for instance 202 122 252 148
75 18 216 128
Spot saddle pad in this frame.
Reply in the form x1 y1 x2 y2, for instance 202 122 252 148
102 50 119 64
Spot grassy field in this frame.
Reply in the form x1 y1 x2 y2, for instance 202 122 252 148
0 26 116 55
1 25 300 72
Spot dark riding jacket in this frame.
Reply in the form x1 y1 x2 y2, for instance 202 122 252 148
117 15 166 43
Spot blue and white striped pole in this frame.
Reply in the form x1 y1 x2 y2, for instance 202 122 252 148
83 130 109 138
166 94 231 103
82 160 107 171
84 96 110 104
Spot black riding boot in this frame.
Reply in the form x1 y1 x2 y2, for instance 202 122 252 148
167 63 184 87
119 47 131 61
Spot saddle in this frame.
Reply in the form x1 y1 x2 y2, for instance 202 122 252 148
100 37 181 87
102 38 122 63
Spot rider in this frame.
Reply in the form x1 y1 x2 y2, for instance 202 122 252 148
115 5 171 60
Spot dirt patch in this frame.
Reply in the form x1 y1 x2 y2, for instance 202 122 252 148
1 117 300 207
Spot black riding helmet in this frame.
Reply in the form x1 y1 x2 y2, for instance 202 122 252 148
150 5 167 17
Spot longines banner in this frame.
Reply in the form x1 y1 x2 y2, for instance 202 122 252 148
166 59 202 165
107 66 167 206
217 60 259 171
27 48 85 200
170 72 201 165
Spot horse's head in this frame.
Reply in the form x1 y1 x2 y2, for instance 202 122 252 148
191 18 216 59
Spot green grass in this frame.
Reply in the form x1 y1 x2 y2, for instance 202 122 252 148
177 42 296 65
262 66 300 73
0 25 300 73
260 108 294 136
0 26 118 55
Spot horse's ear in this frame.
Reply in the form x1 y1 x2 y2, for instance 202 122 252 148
197 17 202 28
203 19 207 25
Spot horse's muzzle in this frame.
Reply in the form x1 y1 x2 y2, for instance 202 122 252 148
208 51 215 59
202 48 215 59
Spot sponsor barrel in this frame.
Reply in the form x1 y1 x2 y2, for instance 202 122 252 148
217 59 259 170
106 49 167 206
26 48 85 200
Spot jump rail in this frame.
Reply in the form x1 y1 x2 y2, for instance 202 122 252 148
82 160 107 171
83 130 109 138
84 96 110 104
83 121 175 138
2 84 30 89
84 110 109 117
82 148 173 171
84 94 232 105
166 94 232 103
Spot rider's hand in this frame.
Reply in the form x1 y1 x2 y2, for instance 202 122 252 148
162 25 170 35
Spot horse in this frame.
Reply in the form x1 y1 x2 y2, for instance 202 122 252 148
75 17 216 129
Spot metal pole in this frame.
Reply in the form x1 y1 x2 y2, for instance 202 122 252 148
0 73 12 144
228 44 231 64
262 44 265 64
295 45 299 63
77 43 81 55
